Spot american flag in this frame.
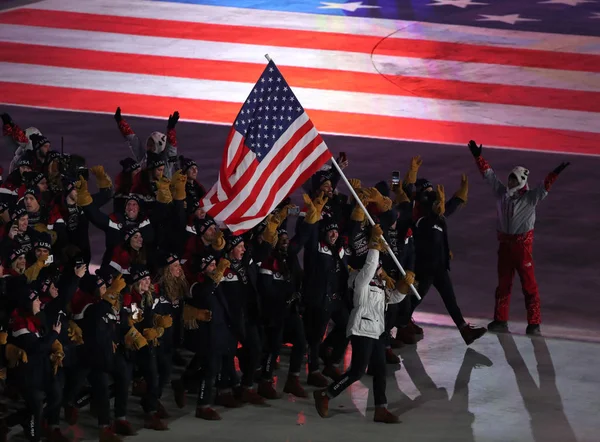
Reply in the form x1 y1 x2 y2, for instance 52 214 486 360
0 0 599 156
200 60 331 233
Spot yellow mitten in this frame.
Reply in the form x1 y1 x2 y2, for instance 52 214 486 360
143 328 162 345
211 229 226 251
272 205 292 227
348 178 361 190
433 185 446 216
90 165 113 189
0 331 7 345
107 274 126 296
454 173 468 203
380 269 396 290
403 155 423 185
68 320 84 345
196 309 212 322
5 344 28 367
365 187 392 212
124 326 148 350
50 340 65 375
170 169 187 201
368 224 386 252
396 270 416 294
24 257 47 283
209 258 230 284
155 178 173 204
153 314 173 329
77 176 93 207
261 214 279 246
303 192 328 224
350 200 366 222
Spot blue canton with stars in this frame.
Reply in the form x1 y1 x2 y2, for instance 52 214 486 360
234 61 305 162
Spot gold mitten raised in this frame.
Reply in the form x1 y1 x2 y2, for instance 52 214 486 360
396 270 416 294
454 173 468 203
211 230 226 251
404 155 423 185
433 185 446 216
90 165 113 189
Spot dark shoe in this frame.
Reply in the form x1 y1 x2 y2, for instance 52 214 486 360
283 376 307 398
396 326 419 345
307 371 329 388
64 405 78 425
257 380 281 400
313 389 329 418
460 324 487 345
385 348 400 364
465 348 493 368
195 406 222 420
144 412 168 431
157 401 170 419
373 407 400 424
322 365 342 382
99 427 123 442
171 379 186 409
526 324 542 336
409 319 424 336
241 388 268 405
114 419 137 436
215 392 243 408
487 320 509 333
172 351 187 367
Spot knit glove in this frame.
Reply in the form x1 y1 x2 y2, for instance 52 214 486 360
209 258 230 284
183 305 212 330
396 270 415 294
404 155 423 185
167 111 180 130
68 320 84 345
454 174 468 203
124 326 148 350
303 192 328 224
76 176 93 207
0 331 7 345
170 169 187 201
433 185 446 216
153 314 173 329
114 107 122 123
211 229 226 251
50 340 65 375
90 165 112 189
5 344 28 367
143 327 164 346
155 177 173 204
380 269 396 290
468 140 481 158
368 225 386 252
348 178 361 190
261 214 280 247
1 113 14 127
24 254 48 283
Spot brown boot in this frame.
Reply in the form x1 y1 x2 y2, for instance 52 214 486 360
257 380 281 400
374 407 400 424
215 391 243 408
63 405 78 425
99 427 123 442
195 406 222 420
396 326 418 345
171 379 186 409
283 375 307 398
241 388 268 405
313 389 329 418
385 348 400 364
460 323 487 345
322 365 342 381
144 412 169 431
114 419 137 436
307 371 329 388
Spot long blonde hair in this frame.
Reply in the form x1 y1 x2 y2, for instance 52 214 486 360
156 266 188 302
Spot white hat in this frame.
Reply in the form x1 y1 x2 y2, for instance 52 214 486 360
508 166 529 196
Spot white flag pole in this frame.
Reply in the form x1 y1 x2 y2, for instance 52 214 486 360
263 53 420 299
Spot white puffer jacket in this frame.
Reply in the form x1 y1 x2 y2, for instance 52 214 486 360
346 248 406 340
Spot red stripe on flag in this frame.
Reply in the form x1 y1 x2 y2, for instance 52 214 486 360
2 9 600 72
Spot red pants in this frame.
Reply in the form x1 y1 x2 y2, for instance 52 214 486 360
494 232 541 325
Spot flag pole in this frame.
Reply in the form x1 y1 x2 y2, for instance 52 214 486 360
264 53 420 299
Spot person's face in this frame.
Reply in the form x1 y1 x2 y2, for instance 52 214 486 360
19 166 32 175
35 248 50 260
169 260 182 278
125 200 140 219
24 194 39 212
38 143 50 157
37 178 48 193
320 181 333 199
508 174 519 189
326 229 338 245
98 284 107 297
204 260 217 274
13 255 26 271
152 166 164 180
130 232 143 250
32 298 41 315
138 276 151 292
195 207 206 220
18 215 28 232
202 225 217 242
277 234 289 252
230 242 246 261
186 165 198 181
49 283 59 299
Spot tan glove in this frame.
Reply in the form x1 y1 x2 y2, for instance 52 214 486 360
153 314 173 329
0 367 6 380
454 173 468 203
361 187 392 212
380 269 396 290
77 176 93 207
211 229 226 251
90 165 113 189
50 340 65 375
404 155 423 185
183 305 212 330
433 185 446 216
24 255 48 283
143 328 163 346
0 331 7 345
368 224 386 252
396 270 416 294
107 274 127 296
155 177 173 204
170 169 187 201
303 192 328 224
261 214 280 247
348 178 361 190
68 320 84 345
33 223 57 245
272 204 292 227
124 326 148 350
5 343 28 367
209 258 230 284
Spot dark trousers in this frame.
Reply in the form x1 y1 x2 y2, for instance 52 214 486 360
156 345 173 399
21 375 62 441
261 312 306 379
136 346 160 413
88 353 132 426
237 322 262 388
327 335 387 407
304 299 349 372
397 269 465 328
62 365 89 408
196 352 230 406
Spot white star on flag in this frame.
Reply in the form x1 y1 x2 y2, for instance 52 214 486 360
477 14 541 24
428 0 488 7
539 0 595 5
318 1 381 12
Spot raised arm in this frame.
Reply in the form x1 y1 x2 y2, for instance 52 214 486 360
468 140 506 198
526 161 570 206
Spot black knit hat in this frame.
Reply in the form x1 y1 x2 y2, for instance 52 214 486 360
127 265 151 285
24 171 46 187
10 206 27 222
37 266 59 295
375 180 390 198
157 252 179 269
16 155 33 168
29 133 50 152
195 217 216 236
225 232 244 251
146 152 165 170
44 151 61 165
197 252 216 272
179 156 197 173
34 233 52 251
123 226 141 243
321 221 339 234
8 248 26 265
125 194 142 206
95 267 114 287
80 273 105 294
311 170 332 192
415 178 433 195
120 157 141 173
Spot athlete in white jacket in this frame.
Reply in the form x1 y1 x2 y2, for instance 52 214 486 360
313 225 410 424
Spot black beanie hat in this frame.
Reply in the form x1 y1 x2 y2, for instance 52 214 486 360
29 133 50 152
120 157 141 174
179 155 197 173
146 152 165 170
